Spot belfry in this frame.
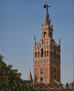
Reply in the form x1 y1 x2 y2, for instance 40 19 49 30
33 4 61 84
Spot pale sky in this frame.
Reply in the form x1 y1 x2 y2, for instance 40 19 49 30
0 0 74 84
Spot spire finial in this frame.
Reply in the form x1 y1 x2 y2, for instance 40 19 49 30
29 67 31 72
44 4 51 14
59 39 61 45
34 35 36 41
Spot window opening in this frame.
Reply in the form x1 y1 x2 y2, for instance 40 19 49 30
41 48 43 57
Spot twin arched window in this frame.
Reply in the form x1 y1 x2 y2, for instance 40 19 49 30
35 51 40 58
44 50 49 57
35 49 48 58
35 52 37 58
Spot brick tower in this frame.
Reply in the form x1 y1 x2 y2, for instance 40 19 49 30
33 4 61 84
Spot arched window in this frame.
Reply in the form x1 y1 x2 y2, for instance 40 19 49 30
54 49 56 54
49 32 52 38
40 77 43 82
35 75 37 82
38 52 40 58
40 68 43 75
54 49 56 58
44 51 46 57
47 51 48 56
41 48 43 57
54 75 56 80
54 68 56 73
44 32 46 38
35 52 37 58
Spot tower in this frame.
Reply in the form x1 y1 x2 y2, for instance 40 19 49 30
33 4 61 84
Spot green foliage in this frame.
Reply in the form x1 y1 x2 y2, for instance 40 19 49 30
0 55 34 91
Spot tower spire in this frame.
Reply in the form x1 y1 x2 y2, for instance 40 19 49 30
43 4 51 27
44 4 50 14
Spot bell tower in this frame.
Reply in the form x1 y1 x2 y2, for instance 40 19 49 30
33 4 61 84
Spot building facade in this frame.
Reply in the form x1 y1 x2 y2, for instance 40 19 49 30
33 5 61 84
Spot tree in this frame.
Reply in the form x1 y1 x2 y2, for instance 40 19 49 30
0 55 34 91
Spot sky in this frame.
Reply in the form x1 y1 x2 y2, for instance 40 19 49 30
0 0 74 84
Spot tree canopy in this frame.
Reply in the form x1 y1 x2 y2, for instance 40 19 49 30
0 55 34 91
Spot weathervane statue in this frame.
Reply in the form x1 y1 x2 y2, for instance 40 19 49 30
44 4 51 13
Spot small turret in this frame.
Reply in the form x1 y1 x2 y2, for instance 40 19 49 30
28 71 33 82
59 39 61 45
34 35 36 45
